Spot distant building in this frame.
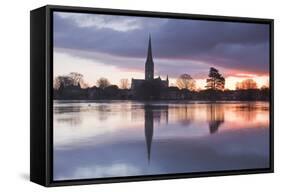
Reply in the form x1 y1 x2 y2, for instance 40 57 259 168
131 35 169 91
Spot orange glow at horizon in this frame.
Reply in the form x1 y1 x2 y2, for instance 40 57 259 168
224 75 269 90
169 74 269 90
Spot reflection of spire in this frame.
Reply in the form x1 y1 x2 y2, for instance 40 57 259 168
144 105 153 162
166 105 169 124
207 104 224 134
142 104 169 163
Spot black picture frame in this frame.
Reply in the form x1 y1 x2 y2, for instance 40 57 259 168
30 5 274 187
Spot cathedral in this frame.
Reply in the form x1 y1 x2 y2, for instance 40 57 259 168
131 35 169 91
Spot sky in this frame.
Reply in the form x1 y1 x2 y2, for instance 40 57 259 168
53 11 270 90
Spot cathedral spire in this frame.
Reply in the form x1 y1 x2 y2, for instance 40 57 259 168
147 34 152 61
145 34 154 81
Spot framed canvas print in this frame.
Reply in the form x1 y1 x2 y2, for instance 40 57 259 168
30 5 274 187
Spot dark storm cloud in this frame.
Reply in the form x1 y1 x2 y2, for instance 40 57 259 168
54 12 270 75
152 20 269 73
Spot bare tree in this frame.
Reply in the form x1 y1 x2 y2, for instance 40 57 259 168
176 74 196 90
53 72 88 89
120 78 129 89
53 75 72 90
97 77 110 89
236 79 258 90
69 72 83 86
53 78 61 90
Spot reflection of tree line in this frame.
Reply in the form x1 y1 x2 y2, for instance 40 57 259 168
56 104 226 160
234 103 267 122
55 106 83 126
55 103 263 133
169 105 195 126
55 104 112 124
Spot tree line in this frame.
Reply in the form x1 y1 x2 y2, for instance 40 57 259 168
53 67 269 101
54 67 268 91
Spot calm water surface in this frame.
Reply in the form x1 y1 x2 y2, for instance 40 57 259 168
53 100 270 180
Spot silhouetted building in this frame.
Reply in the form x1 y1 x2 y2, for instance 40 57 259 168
131 35 169 92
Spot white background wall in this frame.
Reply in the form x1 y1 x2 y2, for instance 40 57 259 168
0 0 279 191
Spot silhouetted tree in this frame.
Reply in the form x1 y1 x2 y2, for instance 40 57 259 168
120 78 129 89
236 79 258 90
261 80 270 90
260 84 270 100
54 72 86 90
104 85 119 98
69 72 83 86
176 74 196 90
53 77 63 90
54 76 73 90
97 78 110 89
206 67 225 90
261 85 269 90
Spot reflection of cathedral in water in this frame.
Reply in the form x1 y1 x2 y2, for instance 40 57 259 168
144 105 153 162
142 103 225 162
144 104 168 162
